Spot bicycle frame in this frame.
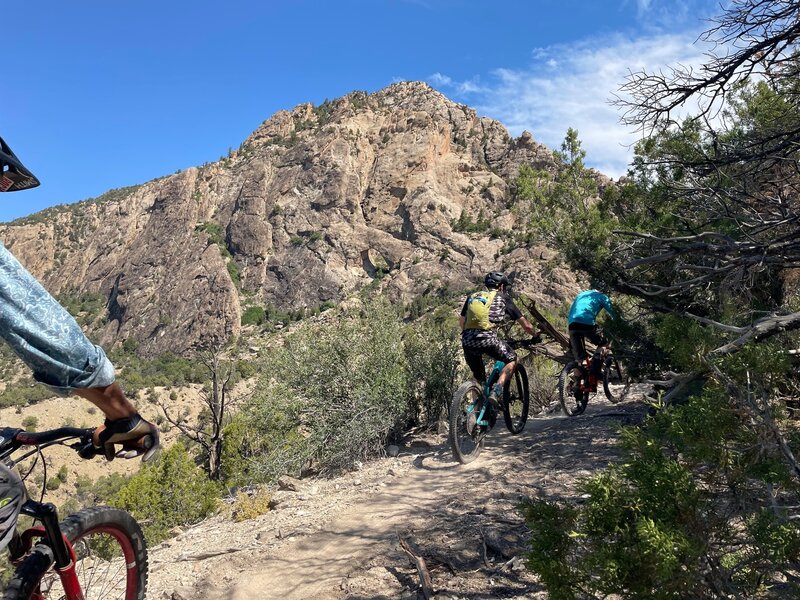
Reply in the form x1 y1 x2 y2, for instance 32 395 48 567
2 427 98 600
461 360 507 429
9 501 83 600
473 338 534 427
575 345 613 393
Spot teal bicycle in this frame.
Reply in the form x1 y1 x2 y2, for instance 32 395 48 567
449 338 535 464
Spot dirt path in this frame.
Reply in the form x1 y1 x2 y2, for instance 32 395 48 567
149 387 650 599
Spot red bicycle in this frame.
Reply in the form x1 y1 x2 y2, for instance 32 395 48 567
558 342 625 416
1 426 147 600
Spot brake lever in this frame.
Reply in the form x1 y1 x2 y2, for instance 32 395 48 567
72 434 102 460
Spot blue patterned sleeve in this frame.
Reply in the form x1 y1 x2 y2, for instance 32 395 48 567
0 243 116 395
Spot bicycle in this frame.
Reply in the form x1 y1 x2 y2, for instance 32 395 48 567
1 426 148 600
449 338 537 464
558 341 625 416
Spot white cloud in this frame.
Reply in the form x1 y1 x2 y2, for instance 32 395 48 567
429 32 711 178
428 72 453 87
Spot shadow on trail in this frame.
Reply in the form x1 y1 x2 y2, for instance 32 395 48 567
335 398 651 599
198 397 648 600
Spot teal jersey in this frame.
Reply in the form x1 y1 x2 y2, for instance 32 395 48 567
568 290 618 326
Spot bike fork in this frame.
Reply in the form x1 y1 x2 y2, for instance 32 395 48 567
22 501 84 600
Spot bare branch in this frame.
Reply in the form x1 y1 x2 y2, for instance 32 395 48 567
709 311 800 356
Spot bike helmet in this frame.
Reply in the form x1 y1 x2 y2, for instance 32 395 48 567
0 462 26 551
0 136 40 192
484 271 508 289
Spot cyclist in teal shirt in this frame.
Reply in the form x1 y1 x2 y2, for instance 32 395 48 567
567 290 618 376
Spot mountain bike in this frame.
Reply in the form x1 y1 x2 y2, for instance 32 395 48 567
558 341 625 416
1 426 148 600
449 338 537 464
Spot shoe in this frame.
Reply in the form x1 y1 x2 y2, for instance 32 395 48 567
488 383 503 406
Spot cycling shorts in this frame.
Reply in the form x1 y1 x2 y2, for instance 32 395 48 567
461 329 517 384
568 322 607 364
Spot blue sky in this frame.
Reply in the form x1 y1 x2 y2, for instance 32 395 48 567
3 0 721 222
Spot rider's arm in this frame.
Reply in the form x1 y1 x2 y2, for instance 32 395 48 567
505 296 541 338
601 294 620 321
516 315 538 337
458 297 470 331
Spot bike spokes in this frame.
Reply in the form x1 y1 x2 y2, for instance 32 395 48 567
449 382 485 463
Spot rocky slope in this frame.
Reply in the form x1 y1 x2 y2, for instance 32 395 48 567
0 82 582 356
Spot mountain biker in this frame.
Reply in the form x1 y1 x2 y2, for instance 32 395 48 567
0 135 159 461
459 272 540 414
567 289 619 378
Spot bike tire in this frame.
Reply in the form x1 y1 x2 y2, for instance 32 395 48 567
3 506 148 600
449 381 485 464
558 362 589 416
602 357 626 404
503 364 529 434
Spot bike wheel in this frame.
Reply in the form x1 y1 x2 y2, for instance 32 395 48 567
503 364 529 434
558 362 589 416
602 357 626 404
449 381 485 464
3 506 148 600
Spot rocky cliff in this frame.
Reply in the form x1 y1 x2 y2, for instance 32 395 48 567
0 82 582 355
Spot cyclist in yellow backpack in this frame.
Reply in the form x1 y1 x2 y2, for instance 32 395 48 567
459 272 539 411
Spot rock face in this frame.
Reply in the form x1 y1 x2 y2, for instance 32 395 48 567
0 82 582 355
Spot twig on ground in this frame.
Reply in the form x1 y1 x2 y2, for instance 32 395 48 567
478 526 491 568
398 533 434 600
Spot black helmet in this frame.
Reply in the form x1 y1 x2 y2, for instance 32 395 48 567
0 137 40 192
0 462 25 551
484 271 508 289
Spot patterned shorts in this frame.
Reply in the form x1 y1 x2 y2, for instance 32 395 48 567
0 243 116 395
461 329 517 383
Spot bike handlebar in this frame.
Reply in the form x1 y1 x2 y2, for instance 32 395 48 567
506 336 542 349
0 426 101 460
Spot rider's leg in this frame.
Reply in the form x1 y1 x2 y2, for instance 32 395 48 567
465 353 486 386
497 359 517 389
585 327 607 376
461 331 487 385
486 339 517 404
568 331 587 377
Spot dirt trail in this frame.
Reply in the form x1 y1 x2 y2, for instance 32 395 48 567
149 387 650 599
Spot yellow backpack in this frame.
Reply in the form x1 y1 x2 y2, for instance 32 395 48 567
464 290 498 330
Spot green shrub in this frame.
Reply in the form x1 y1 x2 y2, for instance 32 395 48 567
0 381 55 409
228 489 272 522
524 385 800 598
229 300 412 482
241 306 267 326
110 350 206 392
112 443 221 544
451 209 491 233
227 260 241 288
404 320 462 427
21 416 38 432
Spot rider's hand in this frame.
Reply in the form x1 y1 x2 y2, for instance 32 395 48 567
92 414 160 462
531 330 543 344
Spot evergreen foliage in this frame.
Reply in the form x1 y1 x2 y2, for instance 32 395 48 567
112 443 221 544
520 2 800 596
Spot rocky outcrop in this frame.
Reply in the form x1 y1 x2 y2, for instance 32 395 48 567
0 82 583 355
